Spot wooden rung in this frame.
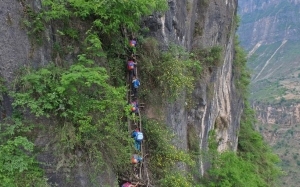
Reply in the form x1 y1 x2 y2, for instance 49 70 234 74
132 182 145 186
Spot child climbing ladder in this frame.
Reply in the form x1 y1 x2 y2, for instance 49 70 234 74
123 35 148 186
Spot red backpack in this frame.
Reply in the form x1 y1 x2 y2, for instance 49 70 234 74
127 61 134 70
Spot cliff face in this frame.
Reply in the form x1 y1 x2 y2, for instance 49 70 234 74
0 0 51 82
253 102 300 186
1 0 240 186
144 0 241 173
254 103 300 145
0 0 52 120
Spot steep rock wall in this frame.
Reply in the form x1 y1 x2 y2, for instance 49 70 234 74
253 102 300 144
0 0 52 82
143 0 241 174
1 0 240 185
0 0 53 120
0 1 114 186
253 102 300 186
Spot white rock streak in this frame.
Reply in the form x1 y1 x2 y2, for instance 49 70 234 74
247 41 262 58
254 39 287 81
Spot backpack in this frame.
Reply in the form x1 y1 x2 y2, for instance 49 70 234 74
131 157 138 164
132 154 142 164
133 79 140 88
122 182 131 187
131 102 137 111
136 132 143 141
127 61 134 70
131 106 136 111
130 40 136 47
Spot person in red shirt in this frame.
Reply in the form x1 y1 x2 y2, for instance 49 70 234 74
122 182 139 187
127 57 137 80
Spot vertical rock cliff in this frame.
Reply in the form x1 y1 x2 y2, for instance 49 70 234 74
1 0 240 186
252 102 300 186
143 0 240 173
0 0 52 119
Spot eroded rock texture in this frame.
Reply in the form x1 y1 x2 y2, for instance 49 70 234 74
1 0 240 185
143 0 241 174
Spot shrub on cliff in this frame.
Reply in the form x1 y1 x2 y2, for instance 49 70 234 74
0 119 49 186
138 38 202 102
11 59 132 178
143 118 196 186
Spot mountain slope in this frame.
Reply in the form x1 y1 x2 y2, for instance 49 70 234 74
238 0 300 186
239 0 300 103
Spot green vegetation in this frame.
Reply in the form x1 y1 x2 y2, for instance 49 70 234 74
138 38 223 104
21 5 45 45
203 151 266 187
248 40 300 104
138 38 202 101
250 79 287 103
233 35 251 99
238 103 282 187
258 121 300 187
21 0 168 80
8 52 201 185
14 0 213 185
235 36 282 186
0 119 49 186
157 46 201 99
199 128 268 187
8 0 168 185
11 60 133 177
42 0 167 33
192 46 223 67
143 119 196 187
5 0 283 186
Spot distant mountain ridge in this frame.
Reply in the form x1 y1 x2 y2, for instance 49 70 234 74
238 1 300 186
238 0 300 103
239 0 300 50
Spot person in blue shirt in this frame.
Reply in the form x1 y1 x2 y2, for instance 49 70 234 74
131 128 143 151
131 154 143 164
131 76 140 97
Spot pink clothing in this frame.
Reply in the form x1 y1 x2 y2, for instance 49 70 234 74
129 40 137 47
122 182 132 187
